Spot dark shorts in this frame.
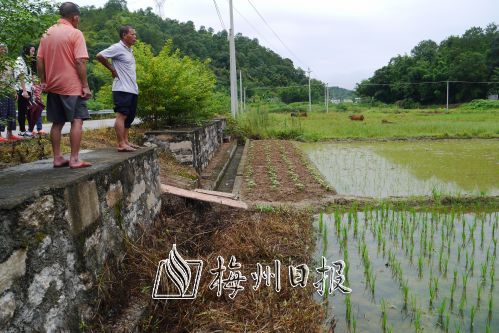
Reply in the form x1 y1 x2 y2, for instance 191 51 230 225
0 96 16 131
113 91 138 129
47 93 90 124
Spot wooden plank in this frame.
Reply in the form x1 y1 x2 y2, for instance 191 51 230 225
161 184 248 209
194 188 236 199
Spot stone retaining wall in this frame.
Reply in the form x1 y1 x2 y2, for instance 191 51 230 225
144 118 227 172
0 148 162 332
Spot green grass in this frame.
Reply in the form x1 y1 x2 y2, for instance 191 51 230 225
236 103 499 141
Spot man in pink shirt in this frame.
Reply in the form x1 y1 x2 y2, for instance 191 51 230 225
37 2 92 169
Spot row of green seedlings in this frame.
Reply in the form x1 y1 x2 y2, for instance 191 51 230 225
426 215 497 332
368 207 431 332
338 207 498 333
296 149 332 191
378 210 449 332
244 141 256 190
278 142 304 191
361 207 422 332
402 210 497 332
263 143 280 188
354 207 498 333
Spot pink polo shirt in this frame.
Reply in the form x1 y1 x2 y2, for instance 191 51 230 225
37 19 88 96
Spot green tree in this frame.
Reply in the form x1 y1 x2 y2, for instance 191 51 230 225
0 0 56 96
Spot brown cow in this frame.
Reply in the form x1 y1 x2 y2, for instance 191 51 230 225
349 114 364 121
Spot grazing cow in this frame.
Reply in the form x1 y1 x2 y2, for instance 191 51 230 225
349 114 364 121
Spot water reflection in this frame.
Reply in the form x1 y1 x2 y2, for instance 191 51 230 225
299 140 499 197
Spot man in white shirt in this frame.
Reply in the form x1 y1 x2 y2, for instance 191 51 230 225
96 25 139 152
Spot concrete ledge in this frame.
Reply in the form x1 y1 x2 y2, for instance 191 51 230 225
0 148 162 331
144 118 226 172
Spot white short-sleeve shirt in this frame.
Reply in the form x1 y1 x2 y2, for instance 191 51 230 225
98 41 138 95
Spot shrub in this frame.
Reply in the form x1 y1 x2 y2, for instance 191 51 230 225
462 99 499 110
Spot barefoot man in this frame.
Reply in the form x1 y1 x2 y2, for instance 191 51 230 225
37 2 92 168
96 25 139 152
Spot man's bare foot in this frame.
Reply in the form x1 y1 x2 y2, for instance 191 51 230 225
126 142 140 149
53 157 70 168
69 160 92 169
117 145 136 152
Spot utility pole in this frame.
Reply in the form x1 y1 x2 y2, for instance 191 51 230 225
239 70 243 113
324 83 327 112
244 87 247 112
307 68 312 113
446 81 449 112
325 83 329 113
229 0 238 118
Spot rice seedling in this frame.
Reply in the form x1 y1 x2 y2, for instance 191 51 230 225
418 255 423 278
477 281 483 306
462 271 469 293
414 308 422 333
370 272 377 297
457 246 462 262
470 305 476 330
352 315 357 333
461 225 466 246
402 280 409 308
381 298 388 332
428 279 437 309
481 262 487 282
443 257 449 277
345 294 352 324
444 312 451 333
450 277 456 307
438 298 447 326
481 220 485 249
490 265 495 287
439 248 444 273
459 294 466 316
353 213 359 238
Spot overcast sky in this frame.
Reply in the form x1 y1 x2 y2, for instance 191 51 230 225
78 0 498 89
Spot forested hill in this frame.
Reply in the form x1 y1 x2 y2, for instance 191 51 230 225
80 0 310 92
356 24 499 105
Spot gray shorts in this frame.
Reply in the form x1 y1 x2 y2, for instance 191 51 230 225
47 93 90 124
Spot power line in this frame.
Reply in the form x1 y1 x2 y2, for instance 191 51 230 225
229 2 274 47
357 80 499 86
247 83 325 91
246 0 309 70
212 0 227 31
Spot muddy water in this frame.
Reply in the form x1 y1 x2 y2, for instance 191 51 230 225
299 140 499 197
314 209 499 333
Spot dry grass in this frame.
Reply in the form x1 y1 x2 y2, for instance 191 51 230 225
89 202 325 332
158 150 199 182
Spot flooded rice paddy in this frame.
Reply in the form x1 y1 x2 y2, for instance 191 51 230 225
300 140 499 198
315 207 499 333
